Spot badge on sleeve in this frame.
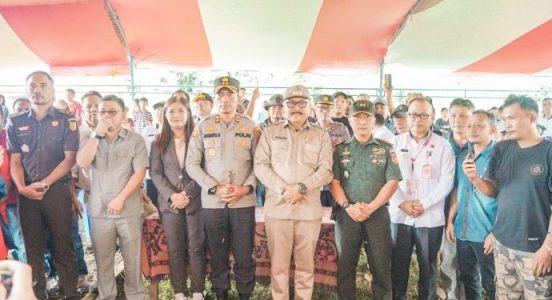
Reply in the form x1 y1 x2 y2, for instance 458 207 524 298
208 148 216 156
344 170 350 178
51 120 59 127
21 144 30 153
68 118 77 131
391 152 398 164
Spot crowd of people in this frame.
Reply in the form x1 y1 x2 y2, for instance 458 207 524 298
0 70 550 300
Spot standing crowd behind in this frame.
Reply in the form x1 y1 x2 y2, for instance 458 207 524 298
0 71 550 300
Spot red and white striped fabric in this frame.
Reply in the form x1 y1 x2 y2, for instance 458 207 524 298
1 0 551 75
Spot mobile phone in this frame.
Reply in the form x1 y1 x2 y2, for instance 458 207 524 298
0 270 13 297
467 143 475 159
384 74 393 89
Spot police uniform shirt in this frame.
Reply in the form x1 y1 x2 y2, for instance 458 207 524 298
186 114 259 209
333 137 402 203
325 121 350 147
7 106 79 183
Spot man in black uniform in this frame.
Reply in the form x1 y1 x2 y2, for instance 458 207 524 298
7 71 80 300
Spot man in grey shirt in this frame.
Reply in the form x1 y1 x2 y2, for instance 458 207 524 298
77 95 148 300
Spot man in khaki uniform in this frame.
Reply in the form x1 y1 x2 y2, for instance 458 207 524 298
255 85 333 300
186 76 260 300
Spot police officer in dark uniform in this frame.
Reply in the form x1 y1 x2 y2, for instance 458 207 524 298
330 100 402 300
7 71 80 300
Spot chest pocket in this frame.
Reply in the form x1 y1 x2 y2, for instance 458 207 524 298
235 137 252 161
271 139 289 162
204 137 222 161
116 148 134 168
301 143 319 167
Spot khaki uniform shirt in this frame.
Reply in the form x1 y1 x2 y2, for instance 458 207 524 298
186 114 259 209
88 128 148 218
254 120 333 220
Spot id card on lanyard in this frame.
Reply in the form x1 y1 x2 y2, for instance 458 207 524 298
408 132 433 179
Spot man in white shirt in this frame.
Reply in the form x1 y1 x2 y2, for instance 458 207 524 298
390 97 455 299
538 97 552 137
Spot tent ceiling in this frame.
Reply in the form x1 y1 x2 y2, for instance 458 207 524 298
0 0 551 75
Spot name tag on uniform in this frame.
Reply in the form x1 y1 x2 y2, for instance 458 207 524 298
422 164 432 179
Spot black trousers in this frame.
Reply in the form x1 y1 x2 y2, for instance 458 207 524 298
160 210 205 295
19 181 78 300
391 223 443 300
202 207 256 295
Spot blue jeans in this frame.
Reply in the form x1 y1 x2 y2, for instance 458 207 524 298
456 239 496 300
0 203 26 262
45 217 88 277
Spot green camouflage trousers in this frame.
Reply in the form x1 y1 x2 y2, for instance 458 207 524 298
495 240 552 299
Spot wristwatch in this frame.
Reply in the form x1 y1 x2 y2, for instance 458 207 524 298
208 186 217 195
340 201 351 209
91 131 105 140
297 182 307 195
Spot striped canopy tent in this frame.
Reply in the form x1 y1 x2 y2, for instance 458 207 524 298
1 0 552 76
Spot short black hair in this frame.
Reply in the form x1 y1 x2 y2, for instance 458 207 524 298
171 89 190 101
26 71 54 84
13 97 31 110
101 95 125 111
449 97 475 111
81 90 102 101
542 97 552 103
441 107 448 112
503 94 538 114
138 97 148 103
66 88 76 94
153 102 164 110
472 109 496 126
374 113 385 126
333 91 347 99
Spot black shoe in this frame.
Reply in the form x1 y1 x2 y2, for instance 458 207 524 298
215 290 228 300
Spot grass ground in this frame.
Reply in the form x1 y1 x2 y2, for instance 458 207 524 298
143 252 423 300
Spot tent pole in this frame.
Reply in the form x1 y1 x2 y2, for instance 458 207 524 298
129 55 136 101
378 60 384 98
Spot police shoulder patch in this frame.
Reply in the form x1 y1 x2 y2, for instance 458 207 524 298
68 118 78 131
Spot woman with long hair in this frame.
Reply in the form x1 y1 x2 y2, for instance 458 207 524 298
149 96 205 300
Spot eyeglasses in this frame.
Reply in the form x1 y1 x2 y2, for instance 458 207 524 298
285 100 309 108
408 113 431 120
98 110 121 116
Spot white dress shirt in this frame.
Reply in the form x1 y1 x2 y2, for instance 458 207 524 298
538 115 552 137
389 132 455 227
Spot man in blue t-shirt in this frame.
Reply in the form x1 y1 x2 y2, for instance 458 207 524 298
465 95 552 299
447 110 497 300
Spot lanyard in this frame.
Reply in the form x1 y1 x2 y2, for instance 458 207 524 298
408 132 433 171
